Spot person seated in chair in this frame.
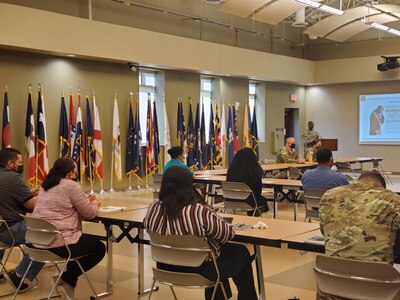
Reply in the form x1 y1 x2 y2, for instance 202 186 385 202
32 157 105 300
227 148 269 215
302 148 349 190
144 166 257 300
0 148 44 292
319 171 400 299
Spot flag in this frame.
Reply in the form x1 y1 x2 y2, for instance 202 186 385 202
186 100 195 169
194 102 201 170
59 96 69 157
243 102 251 148
112 97 122 182
220 103 226 167
133 97 143 179
72 94 84 179
126 101 135 177
146 96 155 176
2 91 10 148
177 99 186 148
36 88 49 183
92 96 103 182
227 105 234 166
163 100 171 167
200 102 208 170
85 96 95 181
233 106 239 153
207 101 216 169
24 91 36 187
153 100 160 173
251 105 259 159
214 103 222 166
69 92 76 157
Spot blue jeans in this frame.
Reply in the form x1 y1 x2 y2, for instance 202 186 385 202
0 220 44 281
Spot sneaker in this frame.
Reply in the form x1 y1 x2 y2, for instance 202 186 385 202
58 283 76 300
5 270 29 291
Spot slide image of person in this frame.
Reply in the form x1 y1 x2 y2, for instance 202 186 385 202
369 105 384 135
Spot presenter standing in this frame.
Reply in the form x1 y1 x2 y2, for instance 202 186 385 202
369 105 384 135
302 121 320 156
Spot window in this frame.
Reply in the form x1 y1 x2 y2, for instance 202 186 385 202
200 77 212 142
139 70 156 143
249 82 257 119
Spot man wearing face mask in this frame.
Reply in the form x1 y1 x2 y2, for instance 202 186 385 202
276 137 305 164
0 148 44 292
302 121 320 156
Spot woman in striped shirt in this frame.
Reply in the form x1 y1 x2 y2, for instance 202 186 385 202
144 166 257 300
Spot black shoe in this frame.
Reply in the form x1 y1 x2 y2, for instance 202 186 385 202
0 273 5 282
6 270 29 291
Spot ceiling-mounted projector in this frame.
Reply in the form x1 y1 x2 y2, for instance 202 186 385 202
377 56 400 72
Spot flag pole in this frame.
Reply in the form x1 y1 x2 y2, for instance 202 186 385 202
87 138 94 194
137 176 140 189
59 91 64 158
127 173 133 191
110 150 114 193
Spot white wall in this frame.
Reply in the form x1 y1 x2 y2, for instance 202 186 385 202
306 81 400 171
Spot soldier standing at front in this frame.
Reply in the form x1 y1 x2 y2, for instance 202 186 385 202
302 121 320 156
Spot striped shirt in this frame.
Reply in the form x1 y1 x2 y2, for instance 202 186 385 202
144 201 234 257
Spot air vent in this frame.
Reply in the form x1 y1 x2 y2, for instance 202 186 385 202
292 8 308 28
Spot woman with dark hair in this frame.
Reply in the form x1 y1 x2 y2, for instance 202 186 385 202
227 147 269 215
144 166 257 300
305 138 321 163
32 157 105 300
163 146 194 175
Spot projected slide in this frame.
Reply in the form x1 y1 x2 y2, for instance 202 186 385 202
360 93 400 144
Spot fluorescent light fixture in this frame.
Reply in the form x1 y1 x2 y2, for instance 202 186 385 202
295 0 344 16
369 22 390 31
296 0 320 8
319 4 344 16
388 28 400 36
67 54 76 57
363 20 400 37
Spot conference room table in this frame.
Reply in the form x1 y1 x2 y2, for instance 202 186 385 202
334 157 384 164
194 162 317 177
194 175 303 219
92 207 320 300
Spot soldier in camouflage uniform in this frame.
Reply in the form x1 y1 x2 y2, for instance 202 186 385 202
302 121 320 156
319 171 400 300
276 137 305 164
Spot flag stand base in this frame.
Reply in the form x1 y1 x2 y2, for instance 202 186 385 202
109 188 115 193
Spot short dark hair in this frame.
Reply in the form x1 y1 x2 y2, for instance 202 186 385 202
0 148 21 168
359 171 386 189
316 148 332 163
167 146 184 159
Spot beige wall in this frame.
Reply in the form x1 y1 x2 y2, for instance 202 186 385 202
0 50 139 192
306 81 400 171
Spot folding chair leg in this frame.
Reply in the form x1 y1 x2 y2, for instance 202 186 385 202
46 264 67 300
219 281 228 300
210 282 220 300
76 260 98 299
169 285 178 300
13 258 33 300
147 280 156 300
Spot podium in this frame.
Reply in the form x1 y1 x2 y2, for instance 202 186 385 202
320 139 338 151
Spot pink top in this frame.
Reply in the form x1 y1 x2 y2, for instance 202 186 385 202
32 179 99 248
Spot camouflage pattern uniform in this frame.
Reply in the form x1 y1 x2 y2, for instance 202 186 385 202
302 129 320 156
305 147 317 163
318 182 400 300
276 146 298 163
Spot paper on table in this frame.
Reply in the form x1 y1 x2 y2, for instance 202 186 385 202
99 206 127 213
306 236 325 245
